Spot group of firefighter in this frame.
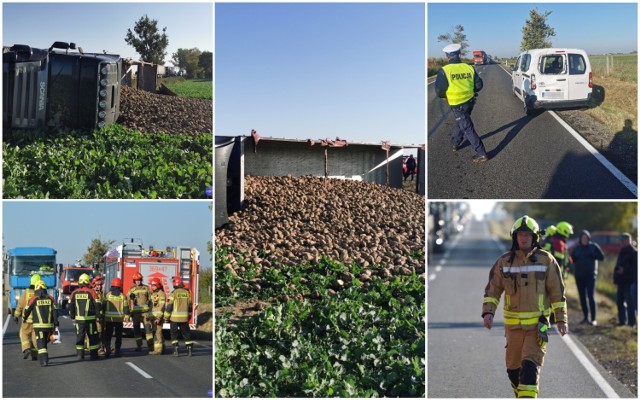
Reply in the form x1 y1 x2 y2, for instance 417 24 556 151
14 271 193 367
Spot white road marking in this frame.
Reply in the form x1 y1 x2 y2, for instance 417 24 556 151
192 340 212 349
556 327 620 398
126 362 153 379
3 315 11 336
498 64 636 197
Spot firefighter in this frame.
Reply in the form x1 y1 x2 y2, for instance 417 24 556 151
483 216 568 398
14 273 41 360
434 43 489 163
164 276 193 357
543 221 574 279
91 275 106 355
149 277 166 355
127 272 153 352
22 281 58 367
103 278 129 358
69 273 101 360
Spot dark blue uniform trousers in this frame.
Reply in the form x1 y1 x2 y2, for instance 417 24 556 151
451 100 486 156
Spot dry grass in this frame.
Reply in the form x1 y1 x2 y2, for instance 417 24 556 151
586 75 638 134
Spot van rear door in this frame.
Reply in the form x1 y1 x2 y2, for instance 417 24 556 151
536 52 569 102
567 52 591 100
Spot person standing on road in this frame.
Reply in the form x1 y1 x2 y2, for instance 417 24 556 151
614 233 637 327
103 278 129 358
164 276 193 357
571 230 605 326
482 215 568 398
127 272 153 352
14 273 41 361
69 273 101 360
434 43 489 163
149 277 166 355
543 221 574 280
90 275 106 355
23 281 58 367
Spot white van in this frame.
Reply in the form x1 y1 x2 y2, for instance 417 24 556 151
511 48 592 114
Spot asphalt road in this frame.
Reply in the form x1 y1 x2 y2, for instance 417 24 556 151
427 63 636 199
2 309 212 398
427 218 634 398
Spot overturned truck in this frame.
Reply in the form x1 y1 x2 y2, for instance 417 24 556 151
3 41 121 132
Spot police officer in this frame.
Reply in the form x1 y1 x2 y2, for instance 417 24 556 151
164 277 193 357
69 273 101 360
483 216 568 398
103 278 129 358
435 43 489 163
127 272 153 352
149 277 166 355
23 281 58 367
14 274 41 360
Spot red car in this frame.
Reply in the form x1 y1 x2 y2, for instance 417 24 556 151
567 231 624 255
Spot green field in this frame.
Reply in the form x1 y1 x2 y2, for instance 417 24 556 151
215 247 425 397
3 124 212 199
161 78 213 100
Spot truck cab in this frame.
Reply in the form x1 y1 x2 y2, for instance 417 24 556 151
4 247 57 315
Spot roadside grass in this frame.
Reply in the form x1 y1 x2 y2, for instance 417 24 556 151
162 78 213 100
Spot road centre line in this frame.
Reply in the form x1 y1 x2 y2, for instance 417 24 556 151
3 315 11 336
497 64 637 196
126 362 153 379
556 327 620 398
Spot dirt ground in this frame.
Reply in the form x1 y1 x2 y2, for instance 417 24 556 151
555 110 637 183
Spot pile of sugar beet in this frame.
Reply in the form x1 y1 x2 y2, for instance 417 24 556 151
216 175 425 287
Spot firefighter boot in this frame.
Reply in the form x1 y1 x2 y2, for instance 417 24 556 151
187 344 193 357
518 360 540 398
507 368 520 398
135 339 142 352
22 349 30 359
148 340 154 352
114 347 121 357
39 353 48 367
77 349 85 360
31 350 38 361
90 349 100 360
173 344 179 357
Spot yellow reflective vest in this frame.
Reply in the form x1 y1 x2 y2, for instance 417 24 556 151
483 248 567 330
442 63 475 106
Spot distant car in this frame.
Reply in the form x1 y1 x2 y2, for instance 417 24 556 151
567 231 623 255
511 48 592 115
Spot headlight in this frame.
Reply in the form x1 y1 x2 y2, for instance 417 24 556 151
98 111 106 119
99 90 107 98
100 67 108 75
99 100 106 109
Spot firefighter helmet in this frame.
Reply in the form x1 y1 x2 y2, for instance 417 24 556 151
34 281 47 291
545 225 557 237
132 272 143 282
110 278 122 288
30 274 42 286
172 276 183 288
556 221 574 238
149 277 162 288
92 275 103 285
510 215 540 242
79 273 91 285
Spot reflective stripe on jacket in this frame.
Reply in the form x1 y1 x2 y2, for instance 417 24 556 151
24 292 58 329
127 284 151 313
70 287 100 321
104 292 129 322
150 289 166 319
164 287 192 323
15 288 35 322
482 248 567 330
442 63 475 106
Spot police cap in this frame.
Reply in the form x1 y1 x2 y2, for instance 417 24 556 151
443 43 462 57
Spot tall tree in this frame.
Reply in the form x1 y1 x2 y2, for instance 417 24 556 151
83 237 116 273
520 9 555 51
172 48 202 79
437 25 469 58
199 51 213 80
125 15 169 64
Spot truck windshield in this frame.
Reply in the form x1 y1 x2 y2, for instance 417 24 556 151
9 256 56 276
65 269 88 282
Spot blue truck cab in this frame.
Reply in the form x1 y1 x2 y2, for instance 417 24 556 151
6 247 57 314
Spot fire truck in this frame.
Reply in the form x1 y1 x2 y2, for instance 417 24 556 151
56 263 96 309
103 238 200 330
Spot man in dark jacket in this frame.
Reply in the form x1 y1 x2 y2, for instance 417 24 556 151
571 230 605 326
614 233 637 326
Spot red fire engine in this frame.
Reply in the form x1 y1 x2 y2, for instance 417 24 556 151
57 263 96 309
103 238 200 330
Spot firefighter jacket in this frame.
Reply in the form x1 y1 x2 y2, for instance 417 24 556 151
14 287 35 323
69 286 101 321
483 248 567 330
543 235 570 268
23 290 58 330
104 290 130 322
94 287 105 318
127 284 151 314
150 289 166 321
164 287 192 323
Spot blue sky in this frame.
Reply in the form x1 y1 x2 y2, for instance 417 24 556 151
216 3 425 147
3 202 213 269
3 2 212 64
428 3 638 59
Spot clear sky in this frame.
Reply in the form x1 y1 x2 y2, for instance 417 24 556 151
3 201 213 269
428 3 638 59
215 3 425 147
3 2 212 65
